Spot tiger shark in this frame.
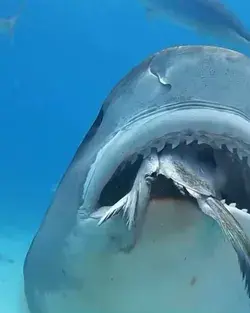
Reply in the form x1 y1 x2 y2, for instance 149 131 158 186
23 45 250 313
140 0 250 46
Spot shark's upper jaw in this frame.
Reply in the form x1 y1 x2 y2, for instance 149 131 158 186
78 106 250 221
77 45 250 220
99 134 250 211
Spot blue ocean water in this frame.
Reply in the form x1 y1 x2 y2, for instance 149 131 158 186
1 0 250 312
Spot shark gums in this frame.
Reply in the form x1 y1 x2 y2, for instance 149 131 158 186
23 45 250 313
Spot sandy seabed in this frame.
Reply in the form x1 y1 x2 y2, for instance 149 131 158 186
0 226 32 313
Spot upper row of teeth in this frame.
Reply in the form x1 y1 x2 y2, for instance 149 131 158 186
128 133 250 165
126 133 249 215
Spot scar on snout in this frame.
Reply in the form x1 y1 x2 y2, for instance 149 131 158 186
190 276 197 286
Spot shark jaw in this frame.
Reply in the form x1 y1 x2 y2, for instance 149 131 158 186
26 199 250 313
91 199 250 313
23 46 250 313
79 106 250 218
74 80 250 310
72 107 250 309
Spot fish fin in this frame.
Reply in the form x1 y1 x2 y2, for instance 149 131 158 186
98 189 138 229
199 196 250 297
98 195 128 225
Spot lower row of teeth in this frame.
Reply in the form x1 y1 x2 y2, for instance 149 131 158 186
96 148 249 229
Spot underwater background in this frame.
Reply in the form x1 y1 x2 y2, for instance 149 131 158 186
0 0 250 312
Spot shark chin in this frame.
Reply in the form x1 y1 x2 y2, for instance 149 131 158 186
23 45 250 313
21 199 250 313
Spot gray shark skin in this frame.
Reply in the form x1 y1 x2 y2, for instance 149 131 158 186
140 0 250 45
23 45 250 313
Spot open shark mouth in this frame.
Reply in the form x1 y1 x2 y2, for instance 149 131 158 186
99 136 250 213
96 131 250 297
23 46 250 313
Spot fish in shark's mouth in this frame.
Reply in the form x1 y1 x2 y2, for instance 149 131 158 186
96 141 250 295
23 45 250 313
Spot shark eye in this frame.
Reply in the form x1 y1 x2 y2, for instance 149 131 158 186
84 108 104 142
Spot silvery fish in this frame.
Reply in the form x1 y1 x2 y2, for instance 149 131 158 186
139 0 250 46
22 46 250 313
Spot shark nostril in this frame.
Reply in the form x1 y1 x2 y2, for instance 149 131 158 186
157 75 172 90
149 65 172 91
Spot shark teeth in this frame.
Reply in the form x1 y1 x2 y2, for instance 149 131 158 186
142 148 152 159
169 137 182 149
130 154 139 164
237 151 244 160
97 135 250 230
127 132 250 216
155 139 165 152
226 143 234 153
184 136 195 145
140 131 250 164
197 138 207 145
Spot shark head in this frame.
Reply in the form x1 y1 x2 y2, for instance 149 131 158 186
23 45 250 313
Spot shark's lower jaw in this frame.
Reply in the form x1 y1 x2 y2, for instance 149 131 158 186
99 131 250 215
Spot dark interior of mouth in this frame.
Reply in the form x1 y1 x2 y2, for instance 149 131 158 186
98 142 250 213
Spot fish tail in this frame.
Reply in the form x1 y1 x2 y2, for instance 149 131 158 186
202 197 250 297
240 31 250 44
97 195 129 226
98 189 139 229
7 0 26 45
233 26 250 44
